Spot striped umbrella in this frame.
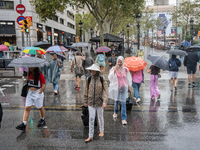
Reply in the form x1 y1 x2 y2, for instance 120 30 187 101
96 46 111 53
124 56 147 72
46 45 68 53
23 47 46 55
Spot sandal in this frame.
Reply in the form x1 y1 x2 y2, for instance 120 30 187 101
85 137 93 143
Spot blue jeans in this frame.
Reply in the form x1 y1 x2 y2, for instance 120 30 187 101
85 76 88 81
53 83 59 91
132 81 141 99
114 101 127 120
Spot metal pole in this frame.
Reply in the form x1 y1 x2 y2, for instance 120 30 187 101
80 28 82 52
191 25 193 46
20 0 25 50
157 3 158 44
26 33 29 47
137 23 140 50
151 29 153 48
128 30 129 54
144 32 145 46
175 0 177 46
164 30 165 50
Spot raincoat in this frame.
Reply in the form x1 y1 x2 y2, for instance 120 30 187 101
108 56 132 102
46 59 63 84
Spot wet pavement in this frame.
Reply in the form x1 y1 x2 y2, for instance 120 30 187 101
1 46 200 149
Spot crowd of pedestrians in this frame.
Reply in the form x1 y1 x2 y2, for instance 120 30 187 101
13 45 200 144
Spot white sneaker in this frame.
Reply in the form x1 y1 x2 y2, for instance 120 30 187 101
122 120 127 125
136 98 141 103
53 90 58 94
113 113 117 119
133 97 136 100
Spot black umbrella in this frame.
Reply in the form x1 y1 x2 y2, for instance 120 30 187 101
90 33 123 42
166 49 188 56
147 54 169 71
33 41 51 49
50 52 66 60
8 57 49 68
185 46 200 52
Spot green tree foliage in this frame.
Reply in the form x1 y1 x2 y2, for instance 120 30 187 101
171 0 200 39
30 0 145 46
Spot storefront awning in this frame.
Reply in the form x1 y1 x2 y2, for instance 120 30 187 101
0 34 16 37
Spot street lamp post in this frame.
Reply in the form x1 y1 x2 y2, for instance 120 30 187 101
163 26 166 50
190 18 194 46
90 28 94 52
79 20 83 52
136 13 141 51
151 29 154 48
127 24 130 54
144 32 145 46
122 29 125 57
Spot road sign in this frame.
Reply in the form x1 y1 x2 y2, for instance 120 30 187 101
16 4 26 14
198 31 200 37
25 16 33 26
16 16 26 25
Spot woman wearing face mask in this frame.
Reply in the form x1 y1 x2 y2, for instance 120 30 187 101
108 56 132 125
16 67 46 131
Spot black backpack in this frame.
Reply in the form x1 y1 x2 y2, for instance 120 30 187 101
87 75 104 90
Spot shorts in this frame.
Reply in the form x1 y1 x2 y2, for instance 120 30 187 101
74 69 82 78
26 89 44 108
69 58 72 62
187 67 196 74
98 61 106 67
169 71 178 78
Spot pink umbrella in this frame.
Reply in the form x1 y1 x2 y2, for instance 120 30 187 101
0 44 9 51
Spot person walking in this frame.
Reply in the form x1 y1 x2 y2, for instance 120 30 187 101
46 53 63 95
16 67 46 131
84 64 108 143
107 52 117 70
108 56 132 125
95 52 106 74
71 51 85 91
146 65 161 100
82 51 94 80
184 49 199 88
130 69 144 103
67 48 75 67
168 55 181 91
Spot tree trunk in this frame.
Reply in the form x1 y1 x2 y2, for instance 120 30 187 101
99 21 104 46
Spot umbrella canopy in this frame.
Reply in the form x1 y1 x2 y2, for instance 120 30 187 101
4 42 10 47
23 47 46 55
185 46 200 52
33 41 51 49
46 45 68 53
96 46 111 53
166 49 188 56
71 42 90 47
0 44 9 51
90 33 123 42
147 54 169 71
182 41 191 46
64 46 80 51
124 56 147 72
50 52 66 60
8 57 49 68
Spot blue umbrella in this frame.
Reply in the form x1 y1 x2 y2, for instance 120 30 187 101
182 41 191 46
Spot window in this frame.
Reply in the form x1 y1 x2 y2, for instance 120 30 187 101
0 1 14 9
60 18 64 24
67 22 75 29
52 15 58 22
67 11 74 20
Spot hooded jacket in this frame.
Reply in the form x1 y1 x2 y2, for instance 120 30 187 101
82 52 94 76
184 52 199 68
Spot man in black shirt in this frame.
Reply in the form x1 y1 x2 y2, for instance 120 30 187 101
107 52 117 70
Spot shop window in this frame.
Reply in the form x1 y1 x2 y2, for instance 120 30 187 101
67 22 75 29
60 18 64 24
0 1 14 9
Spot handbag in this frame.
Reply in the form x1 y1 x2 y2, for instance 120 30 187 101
74 56 84 76
21 84 28 97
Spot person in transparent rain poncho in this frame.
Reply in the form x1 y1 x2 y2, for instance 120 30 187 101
108 56 132 125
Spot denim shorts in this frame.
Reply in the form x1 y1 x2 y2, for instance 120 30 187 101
187 67 196 74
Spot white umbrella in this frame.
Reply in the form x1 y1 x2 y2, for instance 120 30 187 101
71 42 90 47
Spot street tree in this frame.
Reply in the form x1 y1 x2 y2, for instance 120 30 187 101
30 0 145 46
171 0 200 40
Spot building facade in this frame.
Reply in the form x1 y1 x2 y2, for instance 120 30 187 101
0 0 76 49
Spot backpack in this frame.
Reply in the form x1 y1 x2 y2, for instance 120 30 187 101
98 54 105 62
88 75 104 90
169 59 178 71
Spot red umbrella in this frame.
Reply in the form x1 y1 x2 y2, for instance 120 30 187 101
0 44 9 51
124 56 147 71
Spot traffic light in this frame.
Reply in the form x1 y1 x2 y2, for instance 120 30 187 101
19 19 29 33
